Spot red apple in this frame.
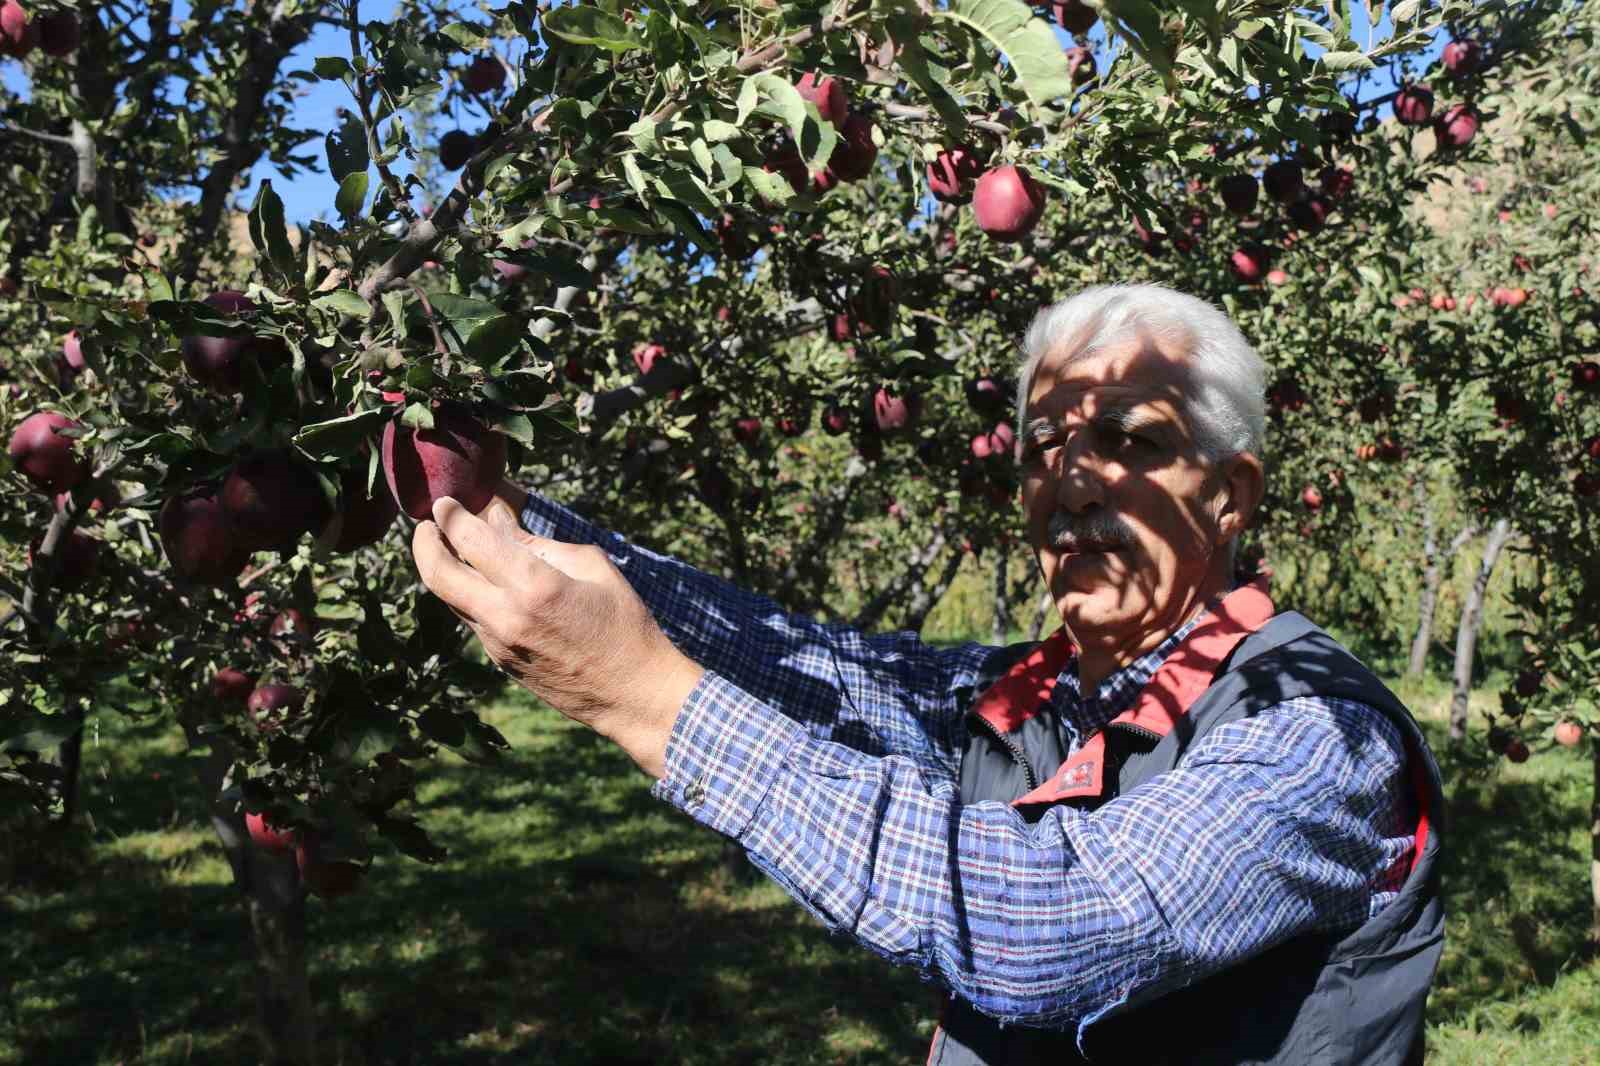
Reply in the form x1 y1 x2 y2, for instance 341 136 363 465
1229 244 1271 285
1554 721 1584 748
1319 166 1354 200
295 833 365 899
870 387 918 434
1572 361 1600 391
8 411 87 493
159 489 251 585
60 329 86 377
268 607 315 641
1052 0 1096 34
973 165 1046 242
35 9 75 55
318 460 400 553
181 290 282 394
438 130 476 170
221 449 331 551
1219 174 1259 216
1262 160 1304 204
381 406 508 519
247 684 305 731
1065 45 1095 85
795 72 848 126
927 145 984 203
1434 104 1478 149
1301 485 1323 511
461 55 505 94
632 342 666 375
821 404 851 435
732 416 762 449
1394 86 1434 126
0 0 36 57
1287 195 1330 233
825 113 878 182
1442 40 1481 76
27 529 101 590
761 141 809 198
1504 737 1530 763
246 812 296 853
211 667 255 704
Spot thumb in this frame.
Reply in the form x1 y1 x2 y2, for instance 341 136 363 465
483 496 522 532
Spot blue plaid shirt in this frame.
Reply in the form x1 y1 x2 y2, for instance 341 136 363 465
518 493 1416 1040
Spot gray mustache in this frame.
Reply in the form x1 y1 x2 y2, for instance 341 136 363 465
1047 510 1134 551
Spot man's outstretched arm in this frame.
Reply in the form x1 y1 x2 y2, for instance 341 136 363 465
414 497 1414 1045
488 480 996 774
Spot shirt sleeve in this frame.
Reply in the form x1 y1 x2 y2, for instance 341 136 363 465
652 672 1416 1042
517 490 994 774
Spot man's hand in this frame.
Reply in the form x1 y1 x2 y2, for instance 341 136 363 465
410 494 703 779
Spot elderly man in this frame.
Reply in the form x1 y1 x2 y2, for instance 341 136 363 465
412 284 1445 1066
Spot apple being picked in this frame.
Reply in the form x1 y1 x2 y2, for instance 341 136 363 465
382 406 508 520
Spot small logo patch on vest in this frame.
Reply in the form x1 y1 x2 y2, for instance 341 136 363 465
1059 760 1095 791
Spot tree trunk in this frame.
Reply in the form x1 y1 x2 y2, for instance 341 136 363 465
1029 587 1054 642
1408 523 1476 678
903 545 966 636
55 707 85 825
182 719 317 1065
853 532 947 632
991 548 1011 645
1449 518 1512 743
1591 740 1600 947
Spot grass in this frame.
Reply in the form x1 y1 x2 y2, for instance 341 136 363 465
1 670 1596 1064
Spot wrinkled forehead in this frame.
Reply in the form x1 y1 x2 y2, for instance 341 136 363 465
1026 328 1199 421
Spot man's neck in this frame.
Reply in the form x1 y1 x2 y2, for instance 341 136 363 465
1072 573 1236 692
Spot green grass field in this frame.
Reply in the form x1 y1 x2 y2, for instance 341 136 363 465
2 672 1596 1064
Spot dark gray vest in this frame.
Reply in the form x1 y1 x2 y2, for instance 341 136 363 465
929 612 1445 1066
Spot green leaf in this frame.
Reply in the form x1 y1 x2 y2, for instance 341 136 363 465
336 171 370 222
652 199 715 256
416 706 467 747
455 717 510 765
313 55 353 81
326 116 370 185
409 591 461 654
248 180 297 281
1318 50 1374 72
425 294 503 340
933 0 1076 107
439 21 489 49
541 7 642 52
374 815 448 863
1 712 82 753
400 402 436 431
293 408 391 461
487 411 535 445
887 17 968 138
312 289 371 319
465 314 525 365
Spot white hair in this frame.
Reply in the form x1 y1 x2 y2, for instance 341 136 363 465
1014 284 1267 463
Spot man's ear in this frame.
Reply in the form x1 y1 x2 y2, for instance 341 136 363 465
1213 451 1264 546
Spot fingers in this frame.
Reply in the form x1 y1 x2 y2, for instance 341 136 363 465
411 518 502 624
432 497 527 588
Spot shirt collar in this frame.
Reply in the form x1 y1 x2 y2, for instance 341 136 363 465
1053 608 1210 738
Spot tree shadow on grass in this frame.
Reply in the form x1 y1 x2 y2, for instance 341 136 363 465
1421 720 1597 1027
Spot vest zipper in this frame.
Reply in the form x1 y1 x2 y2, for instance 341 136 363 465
967 711 1040 791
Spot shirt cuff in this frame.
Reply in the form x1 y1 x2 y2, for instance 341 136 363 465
650 669 807 839
517 490 606 545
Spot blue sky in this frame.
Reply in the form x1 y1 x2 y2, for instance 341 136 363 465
2 4 1443 225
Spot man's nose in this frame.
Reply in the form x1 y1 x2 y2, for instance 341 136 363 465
1054 432 1107 512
